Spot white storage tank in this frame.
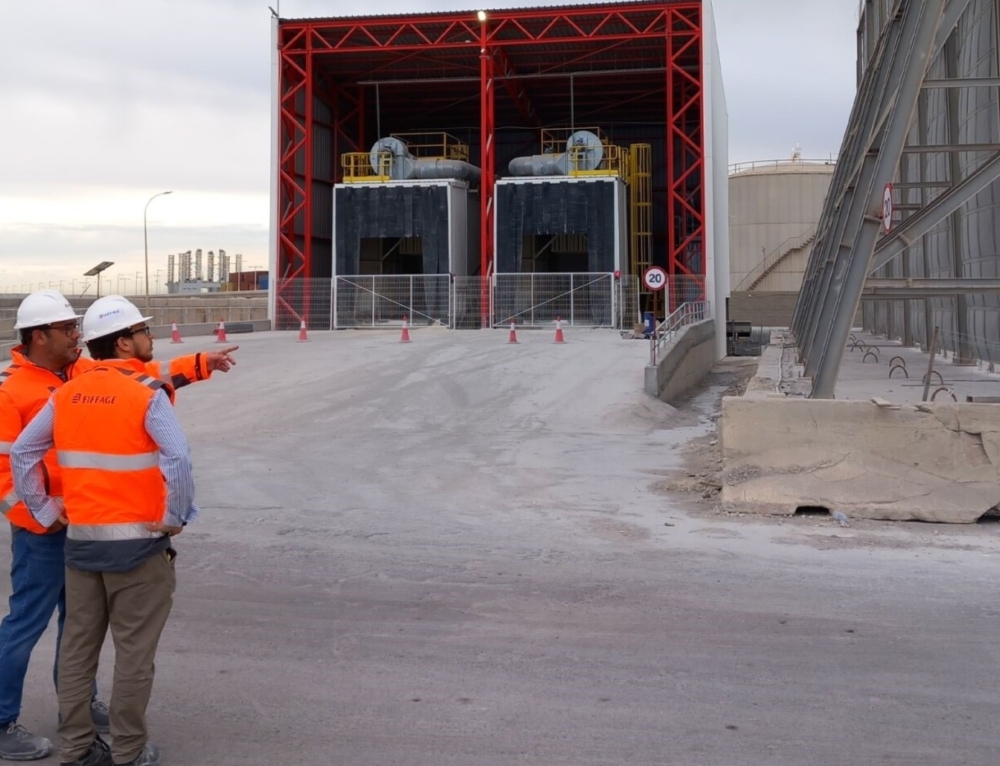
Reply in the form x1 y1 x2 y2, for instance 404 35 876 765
729 152 835 294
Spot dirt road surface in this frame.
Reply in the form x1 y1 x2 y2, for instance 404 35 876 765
6 330 999 765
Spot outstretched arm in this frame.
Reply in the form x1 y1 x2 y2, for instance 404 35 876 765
146 346 239 390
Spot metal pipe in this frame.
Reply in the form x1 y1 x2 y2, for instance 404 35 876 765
922 326 940 401
356 65 675 87
570 74 575 132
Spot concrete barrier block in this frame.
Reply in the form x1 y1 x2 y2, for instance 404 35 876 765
719 396 1000 523
645 319 715 403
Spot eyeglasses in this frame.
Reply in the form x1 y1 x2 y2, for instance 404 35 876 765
124 326 152 338
45 322 80 335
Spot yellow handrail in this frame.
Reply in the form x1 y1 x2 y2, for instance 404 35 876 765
342 152 392 183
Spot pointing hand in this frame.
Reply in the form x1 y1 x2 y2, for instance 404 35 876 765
206 346 239 373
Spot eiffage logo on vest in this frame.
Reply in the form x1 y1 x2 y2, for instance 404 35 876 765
71 394 117 405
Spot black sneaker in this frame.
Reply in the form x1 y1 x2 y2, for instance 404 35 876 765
116 743 159 766
59 736 111 766
89 701 110 735
0 721 53 761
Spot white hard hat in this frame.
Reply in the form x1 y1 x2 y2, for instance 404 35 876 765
14 290 83 330
82 295 153 343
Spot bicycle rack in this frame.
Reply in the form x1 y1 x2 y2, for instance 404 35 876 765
922 369 944 385
931 386 958 402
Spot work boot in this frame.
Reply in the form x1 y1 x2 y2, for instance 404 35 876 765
89 701 110 735
115 743 159 766
59 737 111 766
0 721 53 761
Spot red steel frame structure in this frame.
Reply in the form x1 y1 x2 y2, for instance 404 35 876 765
275 2 705 327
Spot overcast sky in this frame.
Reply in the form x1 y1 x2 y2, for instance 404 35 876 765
0 0 859 294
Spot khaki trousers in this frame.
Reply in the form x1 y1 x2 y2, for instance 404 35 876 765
58 550 176 764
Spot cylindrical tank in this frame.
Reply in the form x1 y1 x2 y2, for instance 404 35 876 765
729 156 834 296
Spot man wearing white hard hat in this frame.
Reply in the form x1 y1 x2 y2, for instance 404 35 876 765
13 294 204 766
0 292 236 763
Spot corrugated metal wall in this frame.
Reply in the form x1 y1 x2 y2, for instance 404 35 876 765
865 0 1000 362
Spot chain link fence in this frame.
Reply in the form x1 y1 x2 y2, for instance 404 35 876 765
491 273 639 328
450 278 486 330
272 273 642 331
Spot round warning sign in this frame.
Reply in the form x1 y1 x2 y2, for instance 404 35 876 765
643 266 667 292
882 183 893 234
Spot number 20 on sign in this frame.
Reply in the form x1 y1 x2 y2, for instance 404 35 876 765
643 266 667 292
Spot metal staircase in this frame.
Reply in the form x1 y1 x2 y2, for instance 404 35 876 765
736 228 817 292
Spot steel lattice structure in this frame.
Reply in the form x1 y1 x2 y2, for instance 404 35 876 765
793 0 1000 398
272 1 707 328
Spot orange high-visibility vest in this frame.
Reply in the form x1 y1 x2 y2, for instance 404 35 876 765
0 347 208 534
53 360 174 542
0 361 63 534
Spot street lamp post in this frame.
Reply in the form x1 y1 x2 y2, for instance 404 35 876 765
144 191 173 309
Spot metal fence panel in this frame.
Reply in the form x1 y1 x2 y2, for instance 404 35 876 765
492 272 617 328
451 277 485 329
269 273 643 331
618 276 641 329
276 279 333 331
334 275 450 329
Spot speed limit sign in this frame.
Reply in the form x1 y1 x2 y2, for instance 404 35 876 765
882 183 893 234
643 266 668 292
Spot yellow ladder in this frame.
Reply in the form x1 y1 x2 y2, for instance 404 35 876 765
628 144 653 288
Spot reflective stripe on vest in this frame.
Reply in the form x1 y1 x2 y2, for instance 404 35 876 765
0 489 19 515
114 367 161 389
0 441 14 455
57 451 160 471
156 362 171 386
66 523 162 541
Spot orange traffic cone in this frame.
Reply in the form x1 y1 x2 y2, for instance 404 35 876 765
170 322 183 344
216 320 228 343
554 316 565 344
400 317 412 343
297 319 309 342
508 321 519 344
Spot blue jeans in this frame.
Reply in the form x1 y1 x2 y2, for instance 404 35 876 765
0 526 68 726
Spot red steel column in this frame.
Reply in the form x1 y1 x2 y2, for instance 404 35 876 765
277 26 308 328
303 29 314 324
479 16 495 328
665 19 676 311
